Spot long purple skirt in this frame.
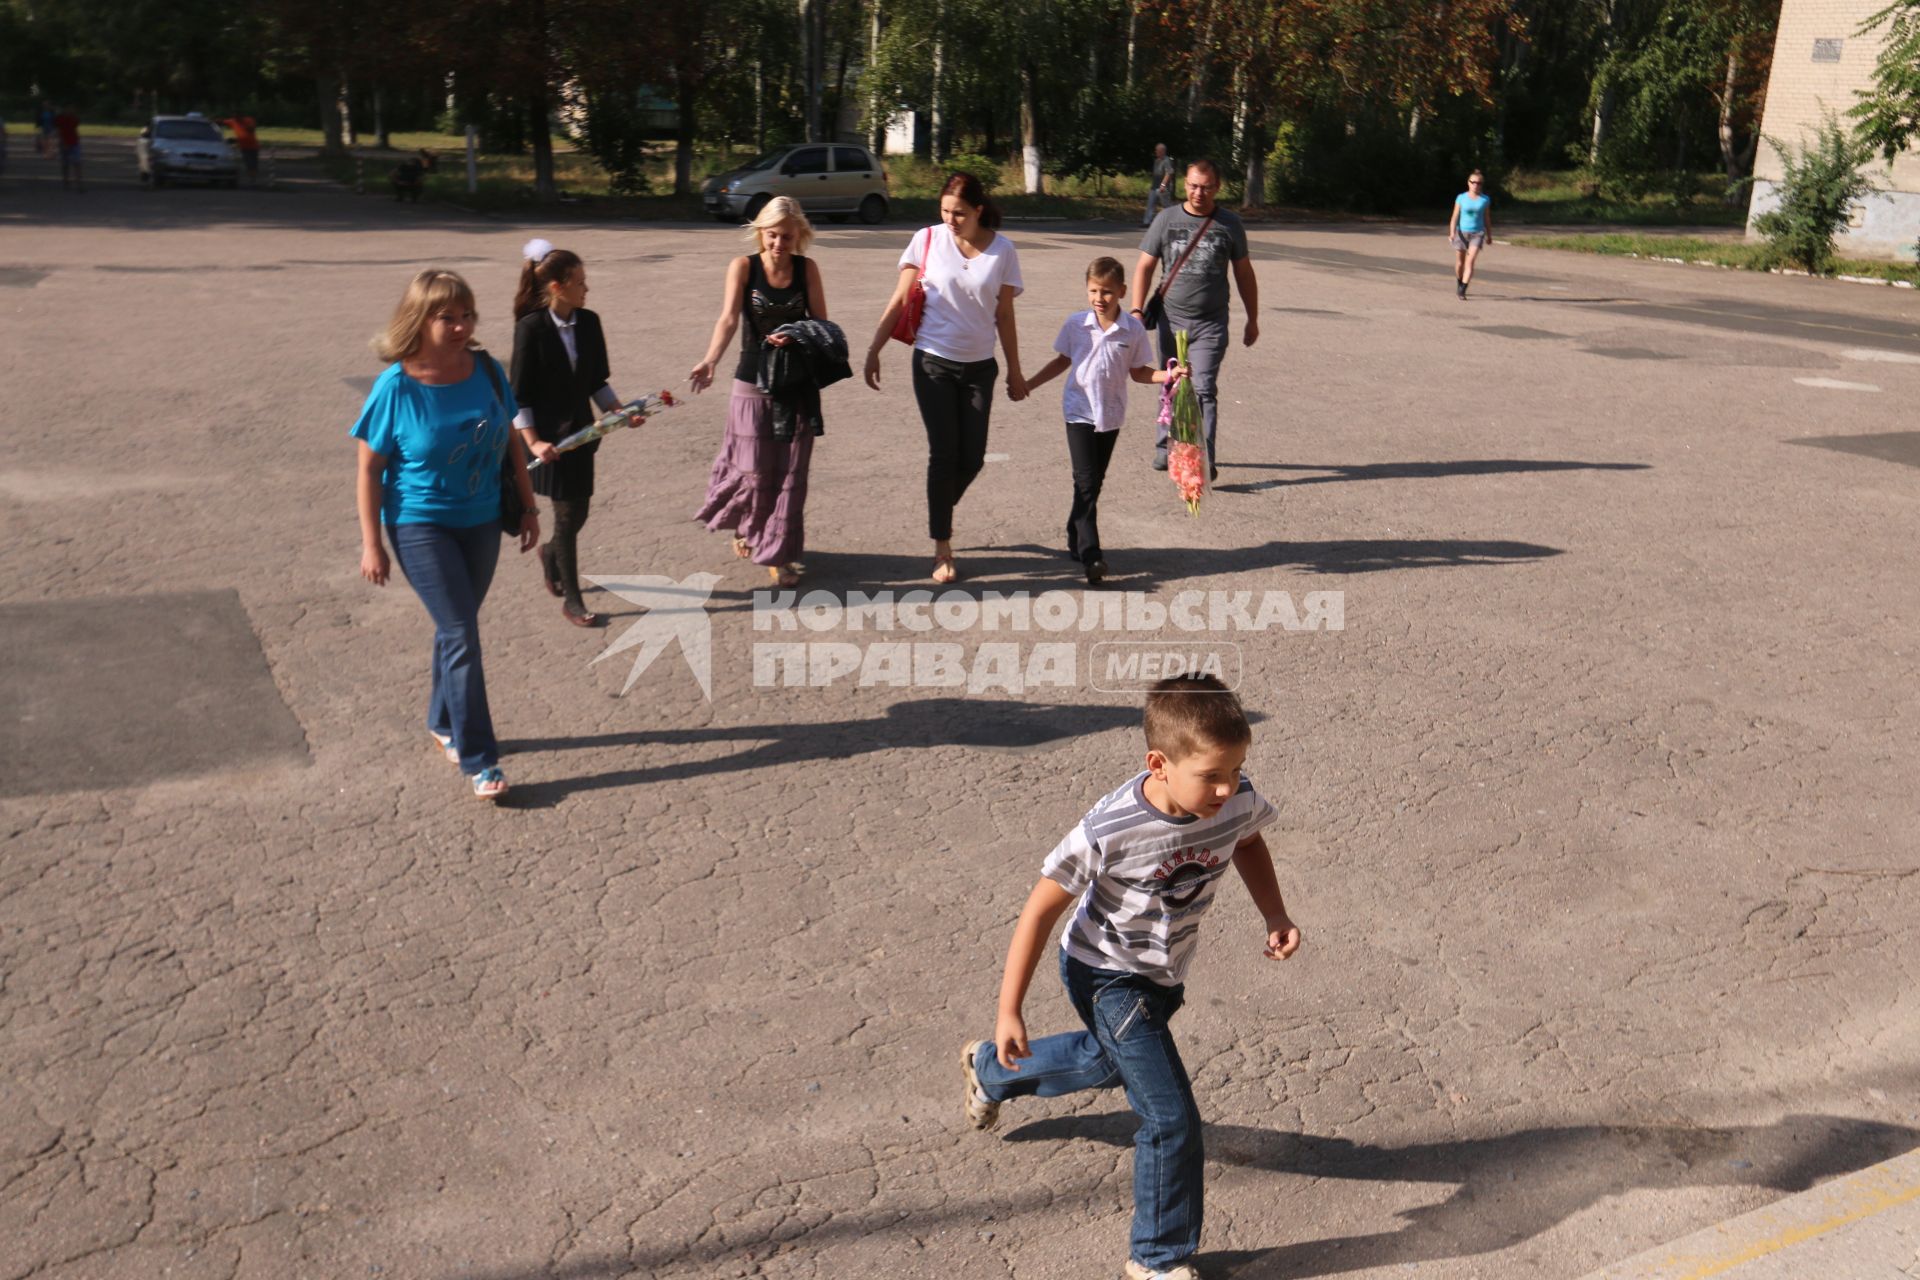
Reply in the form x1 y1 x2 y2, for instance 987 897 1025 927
693 381 814 566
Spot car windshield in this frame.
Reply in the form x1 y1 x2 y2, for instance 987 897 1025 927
156 121 222 142
740 149 788 172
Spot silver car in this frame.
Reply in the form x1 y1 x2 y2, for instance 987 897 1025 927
137 114 240 187
703 144 890 224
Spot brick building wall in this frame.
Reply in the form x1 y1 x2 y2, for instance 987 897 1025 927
1748 0 1920 261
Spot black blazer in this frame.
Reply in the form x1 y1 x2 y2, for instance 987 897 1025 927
509 307 612 444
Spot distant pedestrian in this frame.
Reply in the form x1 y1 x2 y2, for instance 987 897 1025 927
864 172 1027 584
1449 169 1493 299
1132 159 1258 480
1023 256 1186 585
220 114 260 184
351 269 539 802
690 196 833 589
0 119 9 181
512 238 624 627
35 102 53 157
1143 143 1175 228
52 108 83 192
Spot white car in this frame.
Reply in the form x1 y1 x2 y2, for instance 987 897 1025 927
137 114 240 187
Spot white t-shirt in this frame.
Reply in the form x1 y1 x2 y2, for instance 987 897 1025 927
1043 771 1278 986
898 226 1023 363
1054 310 1156 432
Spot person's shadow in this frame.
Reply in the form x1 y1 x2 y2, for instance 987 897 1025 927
500 696 1145 804
1212 458 1649 496
1000 1111 1920 1277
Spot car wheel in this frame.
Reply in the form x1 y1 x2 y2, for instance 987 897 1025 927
858 194 887 225
742 195 771 222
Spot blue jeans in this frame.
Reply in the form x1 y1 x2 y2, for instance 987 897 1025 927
1155 309 1227 464
975 951 1203 1270
390 521 501 774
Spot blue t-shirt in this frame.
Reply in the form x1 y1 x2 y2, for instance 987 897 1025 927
1455 192 1490 234
350 355 517 527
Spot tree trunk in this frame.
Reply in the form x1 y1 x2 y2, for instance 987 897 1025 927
675 75 696 196
1126 0 1138 89
931 9 946 162
320 79 344 155
339 81 356 147
374 87 390 149
1717 43 1741 183
1589 83 1614 164
869 5 887 153
528 0 555 201
1019 63 1043 194
755 59 766 153
1242 91 1264 210
1588 0 1618 165
798 0 827 143
1408 104 1421 143
1186 8 1215 124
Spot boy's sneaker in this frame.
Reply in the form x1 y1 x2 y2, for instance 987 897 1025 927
960 1040 1000 1131
1124 1262 1202 1280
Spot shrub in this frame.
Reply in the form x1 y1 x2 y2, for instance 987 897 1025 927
941 152 1000 191
1752 115 1879 273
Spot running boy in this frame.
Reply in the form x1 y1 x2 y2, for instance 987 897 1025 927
1024 256 1186 586
960 674 1302 1280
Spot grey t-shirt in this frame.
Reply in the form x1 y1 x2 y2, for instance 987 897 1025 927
1139 205 1249 320
1150 154 1176 189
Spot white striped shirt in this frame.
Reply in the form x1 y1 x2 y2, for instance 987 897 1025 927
1043 771 1277 986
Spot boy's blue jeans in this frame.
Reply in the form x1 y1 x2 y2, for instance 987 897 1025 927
974 950 1203 1270
390 520 501 774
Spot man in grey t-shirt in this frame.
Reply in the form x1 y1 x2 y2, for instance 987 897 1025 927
1143 143 1175 228
1131 159 1260 476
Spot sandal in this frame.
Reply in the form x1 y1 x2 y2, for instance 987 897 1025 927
429 730 458 764
931 557 959 584
769 565 801 588
731 535 752 560
470 767 508 801
562 602 605 627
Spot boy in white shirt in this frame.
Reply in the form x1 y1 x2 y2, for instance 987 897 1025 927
1025 257 1186 585
960 674 1303 1280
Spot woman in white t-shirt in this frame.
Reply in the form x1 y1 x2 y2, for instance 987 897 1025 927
864 173 1026 584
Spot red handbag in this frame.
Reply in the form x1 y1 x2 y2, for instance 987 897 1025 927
889 227 932 345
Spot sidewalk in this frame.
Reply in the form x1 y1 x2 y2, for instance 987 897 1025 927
1584 1149 1920 1279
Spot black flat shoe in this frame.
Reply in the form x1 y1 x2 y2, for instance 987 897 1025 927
538 545 564 598
1085 558 1107 586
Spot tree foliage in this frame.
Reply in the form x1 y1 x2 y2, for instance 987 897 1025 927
1852 0 1920 161
1753 114 1880 272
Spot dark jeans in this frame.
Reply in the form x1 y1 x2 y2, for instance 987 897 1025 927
1065 422 1119 563
974 951 1202 1270
390 520 502 774
1155 309 1227 463
911 348 997 541
548 497 591 610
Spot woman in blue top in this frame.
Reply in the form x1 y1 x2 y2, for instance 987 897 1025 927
1448 169 1493 299
352 269 540 801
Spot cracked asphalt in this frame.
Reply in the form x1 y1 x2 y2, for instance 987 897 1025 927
4 139 1920 1279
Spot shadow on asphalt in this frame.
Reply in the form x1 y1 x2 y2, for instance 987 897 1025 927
1211 458 1650 495
443 1112 1920 1277
1005 1111 1920 1279
500 697 1143 804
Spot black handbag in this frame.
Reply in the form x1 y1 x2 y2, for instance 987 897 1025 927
1143 211 1215 330
477 351 526 536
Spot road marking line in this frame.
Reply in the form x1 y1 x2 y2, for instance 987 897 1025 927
1843 347 1920 364
1662 1175 1920 1279
984 452 1010 462
1793 377 1881 392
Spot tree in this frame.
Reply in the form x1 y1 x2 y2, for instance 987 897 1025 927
1852 0 1920 161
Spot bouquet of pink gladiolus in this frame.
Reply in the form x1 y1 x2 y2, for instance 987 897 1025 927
1157 332 1205 514
528 389 679 469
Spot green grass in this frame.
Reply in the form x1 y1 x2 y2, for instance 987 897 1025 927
1512 232 1920 283
1493 169 1751 227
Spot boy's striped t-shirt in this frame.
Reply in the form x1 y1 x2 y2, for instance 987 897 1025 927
1042 771 1278 986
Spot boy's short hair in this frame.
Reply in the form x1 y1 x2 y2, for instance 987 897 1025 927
1144 674 1252 759
1086 256 1125 285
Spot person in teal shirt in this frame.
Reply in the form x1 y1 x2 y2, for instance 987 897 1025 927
352 269 540 801
1448 169 1492 299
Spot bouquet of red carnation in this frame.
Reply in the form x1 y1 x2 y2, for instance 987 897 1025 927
529 389 678 469
1156 331 1206 514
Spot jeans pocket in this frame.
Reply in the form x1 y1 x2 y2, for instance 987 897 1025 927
1102 991 1151 1044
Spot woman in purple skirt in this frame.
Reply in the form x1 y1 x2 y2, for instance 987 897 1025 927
688 196 831 589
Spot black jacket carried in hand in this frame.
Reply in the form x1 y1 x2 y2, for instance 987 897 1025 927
756 318 851 441
511 306 612 500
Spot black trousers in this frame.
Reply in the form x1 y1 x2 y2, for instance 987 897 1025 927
547 497 591 609
1064 422 1119 563
911 349 997 541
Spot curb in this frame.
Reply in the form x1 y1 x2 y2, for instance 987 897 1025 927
1580 1147 1920 1279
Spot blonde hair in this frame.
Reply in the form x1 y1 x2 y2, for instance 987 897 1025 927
742 196 815 254
371 268 480 363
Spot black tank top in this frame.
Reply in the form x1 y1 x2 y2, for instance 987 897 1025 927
733 254 811 384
